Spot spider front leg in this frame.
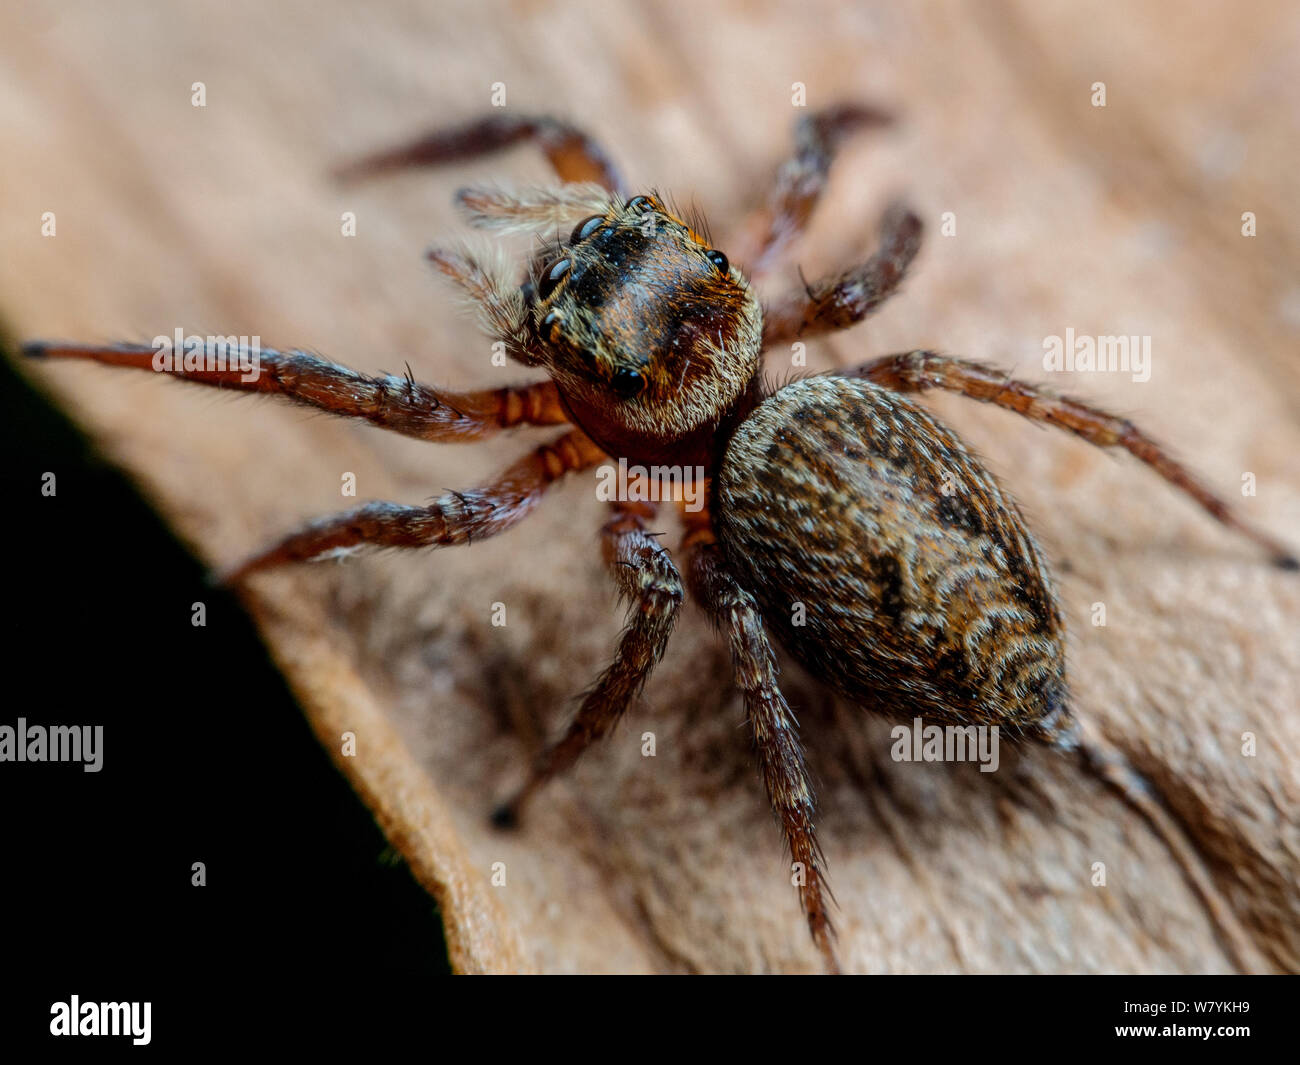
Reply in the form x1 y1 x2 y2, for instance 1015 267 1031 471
761 202 923 347
846 350 1297 567
24 342 566 441
335 112 627 194
492 499 683 826
736 103 894 277
683 515 839 974
221 429 604 582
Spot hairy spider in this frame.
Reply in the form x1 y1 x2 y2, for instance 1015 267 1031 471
27 106 1295 973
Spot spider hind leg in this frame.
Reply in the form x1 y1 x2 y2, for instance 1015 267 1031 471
846 350 1297 567
684 519 840 975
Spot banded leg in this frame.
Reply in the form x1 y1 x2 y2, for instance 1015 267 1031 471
492 500 683 826
222 429 604 582
24 342 567 442
738 103 894 276
762 202 922 347
335 113 627 194
846 350 1297 567
685 526 839 974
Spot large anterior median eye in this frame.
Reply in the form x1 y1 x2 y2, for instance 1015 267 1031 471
537 258 571 301
706 249 729 274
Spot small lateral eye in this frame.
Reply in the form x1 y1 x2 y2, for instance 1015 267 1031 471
570 214 604 244
612 367 646 399
626 195 654 212
706 249 729 274
537 258 571 301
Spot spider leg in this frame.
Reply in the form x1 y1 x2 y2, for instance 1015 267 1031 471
682 511 839 974
335 113 627 194
221 429 603 582
845 350 1297 567
735 103 894 277
761 202 923 347
24 342 566 441
492 499 683 825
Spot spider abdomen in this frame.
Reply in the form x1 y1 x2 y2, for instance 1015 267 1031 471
715 375 1071 738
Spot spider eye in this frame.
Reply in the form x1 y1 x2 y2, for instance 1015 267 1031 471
706 249 729 274
626 195 655 212
612 367 646 399
537 258 571 301
570 214 604 244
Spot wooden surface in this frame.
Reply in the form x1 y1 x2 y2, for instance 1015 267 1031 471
5 0 1299 973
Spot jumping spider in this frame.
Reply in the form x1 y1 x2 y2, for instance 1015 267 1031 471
27 107 1295 973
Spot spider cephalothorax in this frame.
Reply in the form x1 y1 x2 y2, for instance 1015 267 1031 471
28 106 1294 973
524 191 764 467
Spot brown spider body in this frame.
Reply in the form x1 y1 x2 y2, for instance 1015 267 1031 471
716 375 1070 740
28 106 1293 973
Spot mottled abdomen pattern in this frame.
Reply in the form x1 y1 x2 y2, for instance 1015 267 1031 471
715 376 1071 739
